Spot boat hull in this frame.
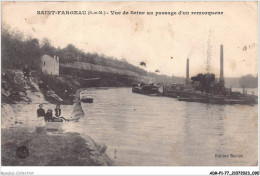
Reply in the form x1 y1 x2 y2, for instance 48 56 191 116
45 122 63 131
132 85 162 96
81 98 94 103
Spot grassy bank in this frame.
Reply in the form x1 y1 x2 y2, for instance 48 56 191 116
2 69 114 166
1 128 113 166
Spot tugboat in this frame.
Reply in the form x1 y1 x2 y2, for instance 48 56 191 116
132 83 162 96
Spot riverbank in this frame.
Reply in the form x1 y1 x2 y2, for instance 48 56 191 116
1 104 114 166
1 72 114 166
1 68 136 105
2 128 113 166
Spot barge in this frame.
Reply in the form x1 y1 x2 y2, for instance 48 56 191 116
170 89 257 105
132 83 162 96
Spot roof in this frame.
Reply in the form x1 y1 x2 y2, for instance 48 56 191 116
41 54 54 60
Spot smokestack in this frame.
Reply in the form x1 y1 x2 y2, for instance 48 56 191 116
186 58 189 84
219 45 224 86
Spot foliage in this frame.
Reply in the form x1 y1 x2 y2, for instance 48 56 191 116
2 24 147 76
239 74 258 88
40 38 56 56
139 61 146 67
2 24 41 70
191 73 215 93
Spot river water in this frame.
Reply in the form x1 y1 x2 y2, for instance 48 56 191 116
61 87 257 166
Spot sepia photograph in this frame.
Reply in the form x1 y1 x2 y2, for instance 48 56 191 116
1 1 258 172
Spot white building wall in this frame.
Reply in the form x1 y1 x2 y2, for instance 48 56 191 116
41 54 59 75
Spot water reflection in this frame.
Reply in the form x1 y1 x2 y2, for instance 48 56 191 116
79 88 257 166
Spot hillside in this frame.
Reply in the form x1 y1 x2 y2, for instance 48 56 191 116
2 25 146 76
2 25 257 88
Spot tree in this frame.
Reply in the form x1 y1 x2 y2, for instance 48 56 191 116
2 24 41 70
59 44 79 63
23 38 41 70
140 61 146 67
239 74 257 88
40 38 55 56
191 73 215 94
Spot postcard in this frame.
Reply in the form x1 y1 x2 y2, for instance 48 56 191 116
1 1 258 175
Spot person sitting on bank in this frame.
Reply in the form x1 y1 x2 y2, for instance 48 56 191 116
53 105 66 122
37 104 45 117
44 109 53 122
55 105 61 117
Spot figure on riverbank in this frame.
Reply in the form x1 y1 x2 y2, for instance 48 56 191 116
2 72 11 97
22 64 30 79
44 107 64 122
55 105 61 117
37 104 45 117
53 105 66 122
36 104 46 134
44 109 53 122
72 89 85 119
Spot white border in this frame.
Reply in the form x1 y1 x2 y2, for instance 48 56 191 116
0 0 259 175
0 166 259 175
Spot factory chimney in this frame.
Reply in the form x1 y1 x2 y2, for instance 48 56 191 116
186 58 189 85
219 45 224 87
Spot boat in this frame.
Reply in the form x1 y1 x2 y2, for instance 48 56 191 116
177 96 208 103
80 90 95 103
132 83 162 96
224 99 246 105
163 92 178 98
81 98 94 103
45 121 63 131
207 95 225 104
44 116 80 131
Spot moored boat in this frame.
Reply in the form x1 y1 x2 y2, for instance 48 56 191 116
45 121 63 131
177 96 208 103
132 83 162 96
81 98 94 103
80 89 95 103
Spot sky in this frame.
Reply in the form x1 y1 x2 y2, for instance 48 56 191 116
2 1 258 77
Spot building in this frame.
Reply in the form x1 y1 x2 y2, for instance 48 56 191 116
41 54 59 75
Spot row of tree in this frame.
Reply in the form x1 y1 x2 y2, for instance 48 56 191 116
2 24 147 76
239 75 258 88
